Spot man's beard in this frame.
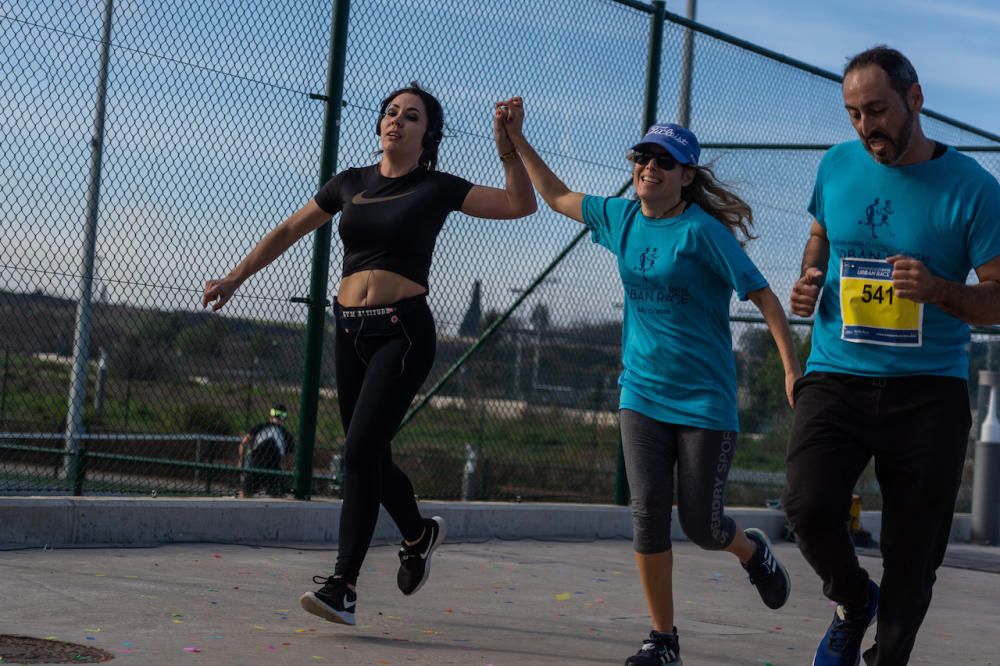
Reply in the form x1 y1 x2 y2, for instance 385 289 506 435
863 109 914 165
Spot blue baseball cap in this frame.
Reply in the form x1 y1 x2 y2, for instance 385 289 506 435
631 123 700 165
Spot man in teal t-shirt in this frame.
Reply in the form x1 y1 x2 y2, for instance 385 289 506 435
787 46 1000 666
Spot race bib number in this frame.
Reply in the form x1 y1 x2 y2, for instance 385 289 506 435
840 257 923 346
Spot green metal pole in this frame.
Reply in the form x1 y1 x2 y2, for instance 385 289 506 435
677 0 696 127
293 0 350 500
641 0 666 133
615 0 666 507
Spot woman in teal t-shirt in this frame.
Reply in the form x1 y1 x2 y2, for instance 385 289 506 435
500 97 801 666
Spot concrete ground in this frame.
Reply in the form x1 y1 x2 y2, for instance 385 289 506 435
1 538 997 665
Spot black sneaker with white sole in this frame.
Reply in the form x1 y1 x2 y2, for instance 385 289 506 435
397 516 446 595
299 575 357 626
624 628 682 666
742 528 791 610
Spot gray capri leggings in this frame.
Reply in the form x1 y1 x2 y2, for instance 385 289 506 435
620 408 739 554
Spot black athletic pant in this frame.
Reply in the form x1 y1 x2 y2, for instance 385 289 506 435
242 441 283 497
332 295 435 585
784 372 970 666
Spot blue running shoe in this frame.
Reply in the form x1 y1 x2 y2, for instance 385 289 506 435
813 579 879 666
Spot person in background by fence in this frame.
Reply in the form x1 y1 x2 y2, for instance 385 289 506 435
238 403 295 498
786 46 1000 666
202 83 535 626
499 97 801 666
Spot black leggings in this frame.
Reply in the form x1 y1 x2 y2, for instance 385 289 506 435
332 295 436 584
620 409 739 554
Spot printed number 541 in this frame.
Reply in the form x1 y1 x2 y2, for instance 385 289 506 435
861 283 894 305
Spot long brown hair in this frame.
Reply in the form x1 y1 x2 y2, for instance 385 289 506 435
681 163 756 244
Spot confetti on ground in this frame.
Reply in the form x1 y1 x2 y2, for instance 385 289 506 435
555 593 572 601
183 646 202 653
83 628 101 633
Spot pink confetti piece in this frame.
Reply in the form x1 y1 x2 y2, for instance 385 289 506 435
183 647 202 653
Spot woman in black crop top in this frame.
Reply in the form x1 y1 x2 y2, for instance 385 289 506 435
202 84 535 626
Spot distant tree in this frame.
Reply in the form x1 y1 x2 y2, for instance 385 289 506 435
530 302 551 331
175 319 225 358
134 312 184 349
180 403 236 435
738 326 810 433
459 280 483 338
249 331 278 361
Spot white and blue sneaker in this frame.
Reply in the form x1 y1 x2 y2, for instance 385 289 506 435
813 579 879 666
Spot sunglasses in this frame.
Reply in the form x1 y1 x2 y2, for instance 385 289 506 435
630 151 679 171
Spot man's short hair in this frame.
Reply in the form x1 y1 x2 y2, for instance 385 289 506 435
844 45 919 103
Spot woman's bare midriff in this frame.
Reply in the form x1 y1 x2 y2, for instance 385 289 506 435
337 269 427 307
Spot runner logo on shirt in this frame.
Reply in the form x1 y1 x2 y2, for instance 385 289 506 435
857 197 895 239
635 246 659 281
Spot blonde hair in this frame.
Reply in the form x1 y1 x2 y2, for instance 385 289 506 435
682 164 756 244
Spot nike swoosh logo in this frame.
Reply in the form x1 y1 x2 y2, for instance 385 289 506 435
419 528 437 559
351 190 416 205
343 600 356 612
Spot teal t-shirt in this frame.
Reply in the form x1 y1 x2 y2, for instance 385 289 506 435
582 197 768 431
807 141 1000 378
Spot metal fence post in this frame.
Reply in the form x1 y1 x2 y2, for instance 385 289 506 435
614 0 666 507
93 348 108 419
293 0 351 500
64 0 115 492
677 0 696 127
461 443 478 501
0 348 9 428
642 0 666 132
972 370 1000 545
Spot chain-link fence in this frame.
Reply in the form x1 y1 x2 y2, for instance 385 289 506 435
3 0 998 507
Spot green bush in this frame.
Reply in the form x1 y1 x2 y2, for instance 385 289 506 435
179 403 236 435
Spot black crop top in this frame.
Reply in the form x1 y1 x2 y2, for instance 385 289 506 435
313 164 474 289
